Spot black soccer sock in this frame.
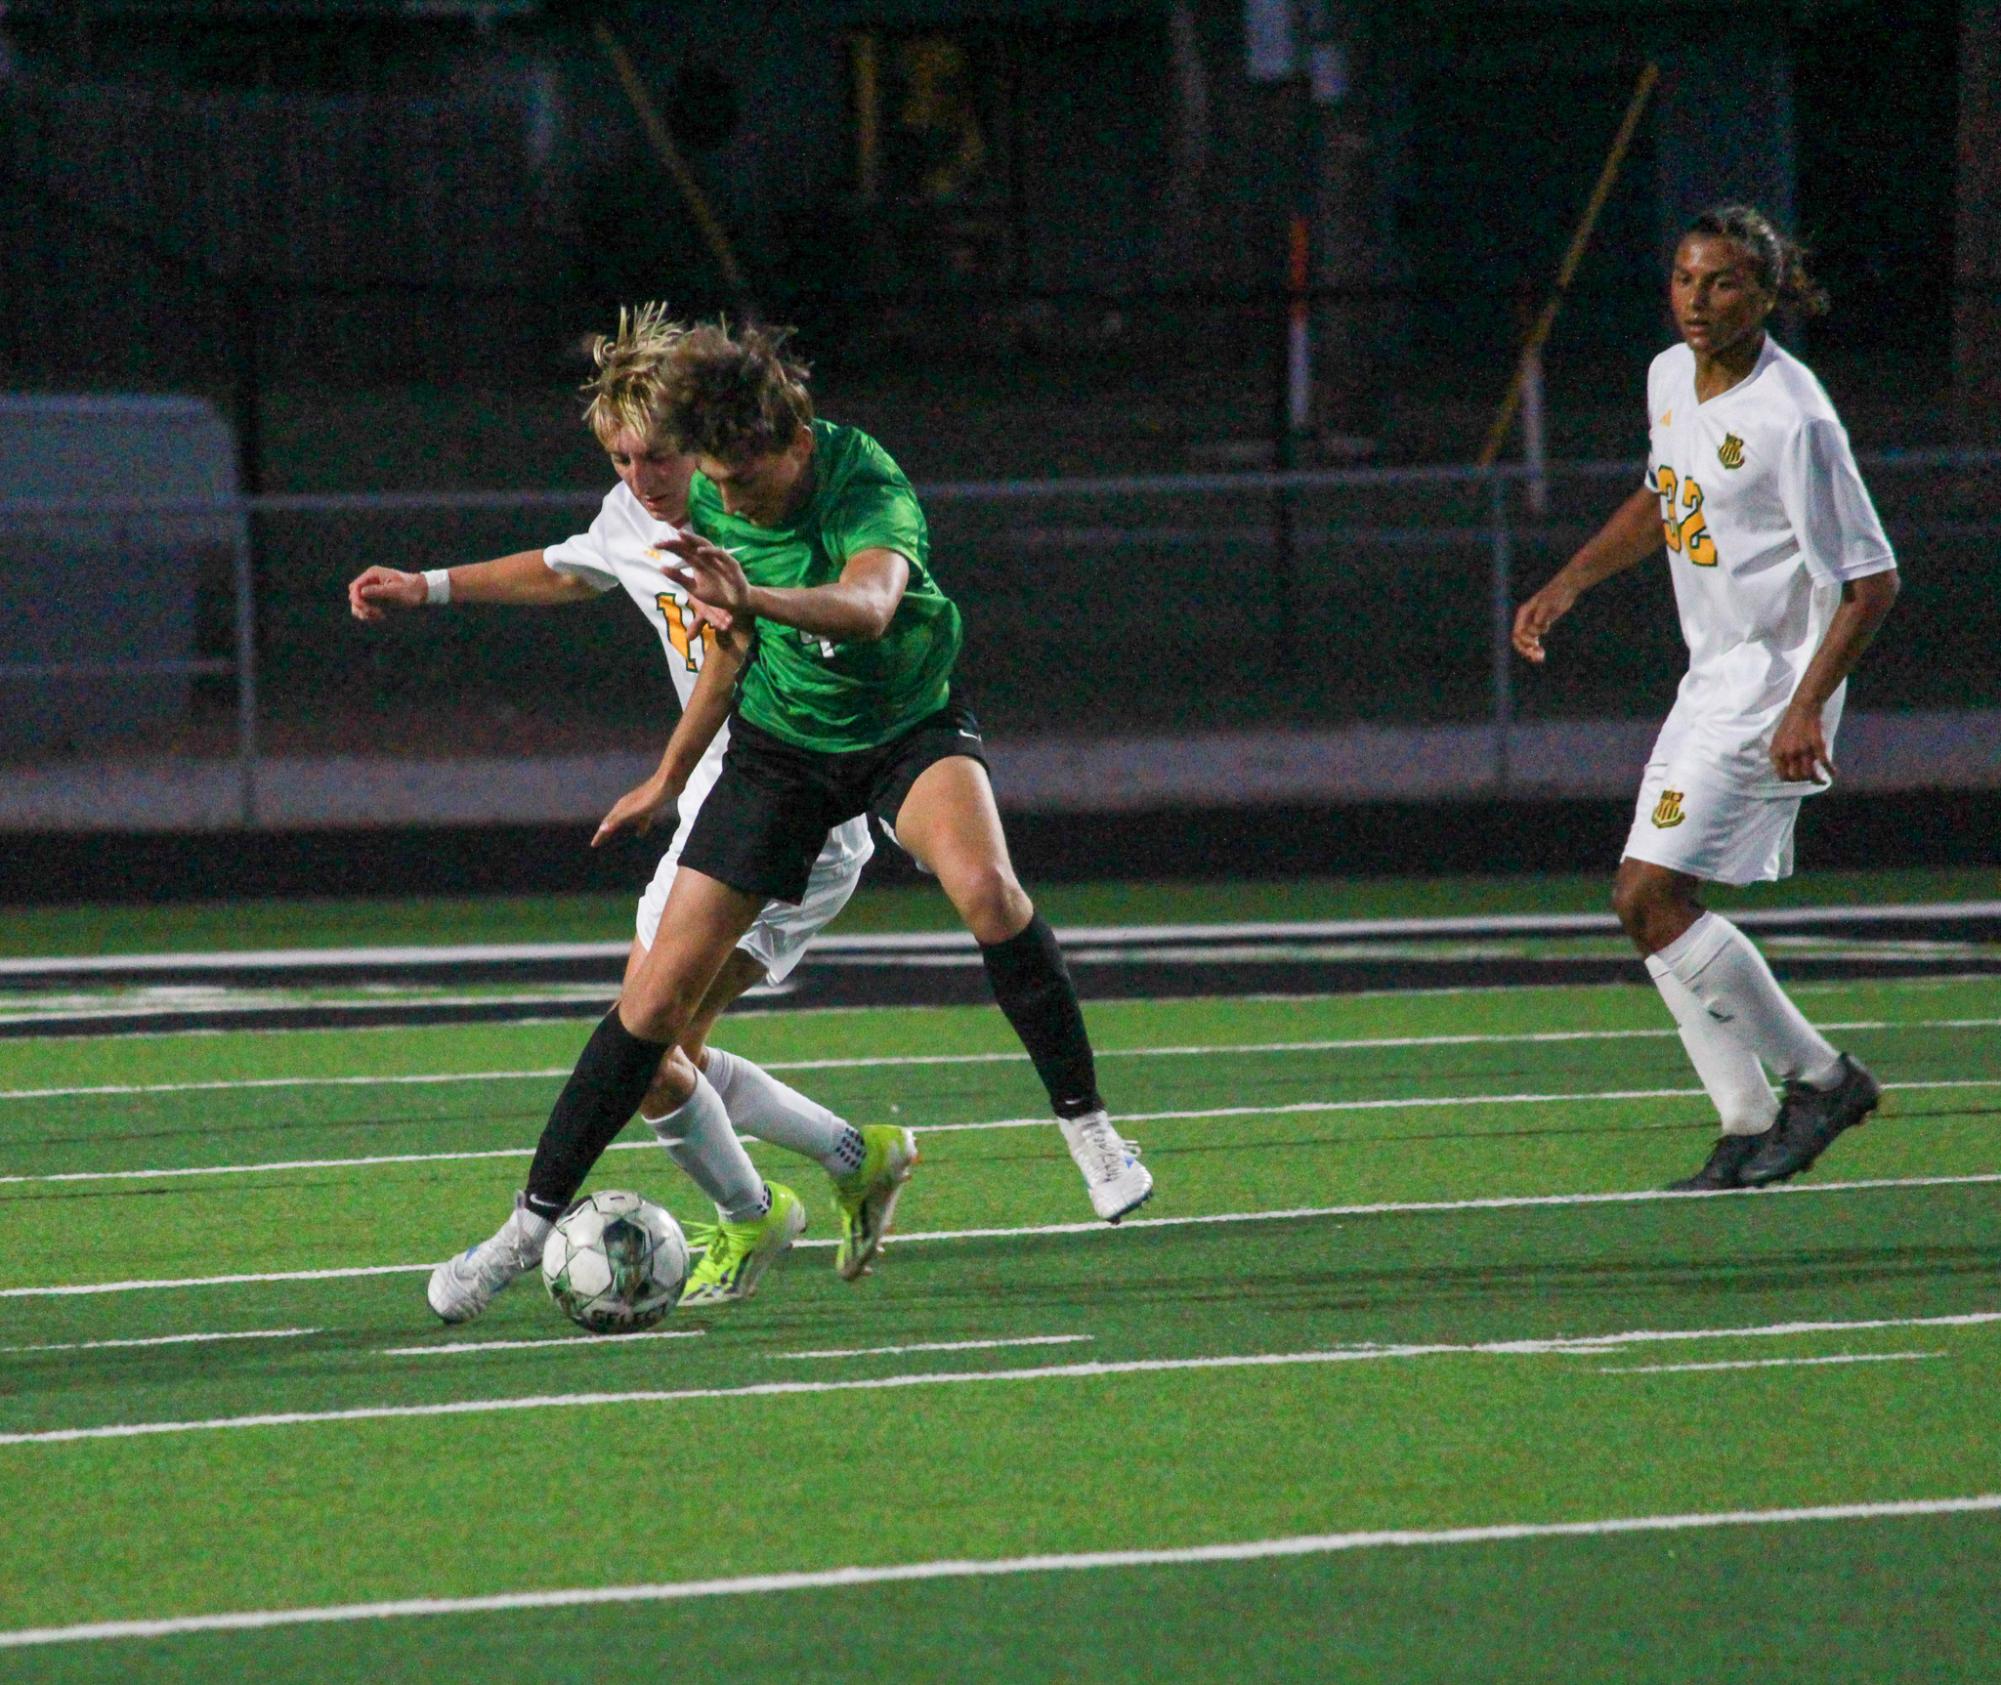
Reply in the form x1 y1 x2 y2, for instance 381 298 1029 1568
523 1011 672 1220
980 914 1104 1119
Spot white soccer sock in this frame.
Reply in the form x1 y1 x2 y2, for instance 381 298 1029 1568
506 1197 554 1252
1655 913 1844 1088
642 1071 767 1221
1645 955 1778 1136
704 1046 866 1177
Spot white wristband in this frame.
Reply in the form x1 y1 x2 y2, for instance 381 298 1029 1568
422 569 452 606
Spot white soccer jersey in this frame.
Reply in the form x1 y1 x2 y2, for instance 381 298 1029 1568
1643 337 1896 793
542 482 874 873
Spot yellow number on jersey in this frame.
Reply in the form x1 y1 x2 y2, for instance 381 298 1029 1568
1677 477 1718 566
1655 467 1718 567
655 594 713 671
1656 466 1681 551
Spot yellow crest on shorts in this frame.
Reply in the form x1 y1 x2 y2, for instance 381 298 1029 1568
1718 433 1745 469
1651 790 1687 828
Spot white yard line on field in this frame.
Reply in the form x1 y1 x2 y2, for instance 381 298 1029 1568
911 1077 2000 1136
0 1263 433 1299
1 1310 1995 1447
0 1327 320 1355
7 1170 2001 1300
0 989 625 1029
9 1074 1999 1189
1596 1351 1947 1375
825 1168 2001 1249
0 1144 539 1186
0 1067 577 1103
1356 1313 2001 1355
383 1329 706 1356
4 1016 1998 1104
768 1335 1093 1361
2 1492 1999 1650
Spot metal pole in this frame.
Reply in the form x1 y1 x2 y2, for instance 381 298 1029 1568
1521 342 1549 517
1488 471 1514 793
592 19 752 310
229 500 261 827
1477 62 1659 469
233 281 264 497
1272 208 1308 684
1270 10 1317 692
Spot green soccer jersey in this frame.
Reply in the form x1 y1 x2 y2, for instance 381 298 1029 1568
689 419 964 753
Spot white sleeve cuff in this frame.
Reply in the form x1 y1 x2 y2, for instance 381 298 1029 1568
422 568 452 605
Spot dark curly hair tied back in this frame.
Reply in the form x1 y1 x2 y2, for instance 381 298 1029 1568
1686 204 1831 317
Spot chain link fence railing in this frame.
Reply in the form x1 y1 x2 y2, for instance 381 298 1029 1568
2 451 1996 827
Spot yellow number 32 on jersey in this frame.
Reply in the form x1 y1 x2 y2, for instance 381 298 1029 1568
1654 467 1719 567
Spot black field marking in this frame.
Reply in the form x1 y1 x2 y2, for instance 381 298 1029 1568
3 909 1996 1037
3 903 1997 987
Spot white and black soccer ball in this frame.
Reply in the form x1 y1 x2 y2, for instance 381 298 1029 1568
541 1190 689 1333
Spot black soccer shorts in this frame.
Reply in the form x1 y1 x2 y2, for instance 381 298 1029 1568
678 696 992 904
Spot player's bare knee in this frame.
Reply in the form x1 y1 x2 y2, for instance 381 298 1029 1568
953 864 1032 945
1610 873 1651 944
618 976 704 1047
1613 870 1679 953
1614 868 1704 956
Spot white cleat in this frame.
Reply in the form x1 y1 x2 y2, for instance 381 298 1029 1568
426 1196 548 1325
1058 1110 1154 1223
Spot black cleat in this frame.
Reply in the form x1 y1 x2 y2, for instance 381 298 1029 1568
1739 1054 1882 1187
1666 1129 1771 1192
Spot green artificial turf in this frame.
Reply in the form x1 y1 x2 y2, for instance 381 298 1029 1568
0 955 1997 1680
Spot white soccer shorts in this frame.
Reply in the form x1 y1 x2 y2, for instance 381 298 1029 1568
1622 758 1805 887
635 824 870 985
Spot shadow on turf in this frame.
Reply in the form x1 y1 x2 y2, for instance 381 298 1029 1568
924 1219 2001 1319
21 1104 550 1150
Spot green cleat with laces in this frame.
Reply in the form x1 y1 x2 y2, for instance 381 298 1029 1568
831 1125 919 1281
677 1182 806 1307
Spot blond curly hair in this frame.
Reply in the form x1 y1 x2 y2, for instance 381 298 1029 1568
580 301 691 446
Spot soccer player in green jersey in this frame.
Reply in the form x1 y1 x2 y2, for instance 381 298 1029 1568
495 319 1150 1304
362 308 917 1323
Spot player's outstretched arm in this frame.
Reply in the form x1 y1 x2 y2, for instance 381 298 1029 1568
593 621 753 848
1512 485 1661 665
661 534 909 643
347 551 597 622
1768 569 1900 784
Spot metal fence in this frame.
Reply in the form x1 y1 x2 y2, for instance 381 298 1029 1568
2 451 1996 828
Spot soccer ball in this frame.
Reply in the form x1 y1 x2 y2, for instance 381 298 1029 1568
541 1190 689 1333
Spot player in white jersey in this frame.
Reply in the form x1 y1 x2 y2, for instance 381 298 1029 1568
1512 206 1901 1192
346 305 917 1319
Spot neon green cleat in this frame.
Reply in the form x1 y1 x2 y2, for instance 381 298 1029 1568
832 1125 919 1281
677 1183 806 1307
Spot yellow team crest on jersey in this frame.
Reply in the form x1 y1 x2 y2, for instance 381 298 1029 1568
1659 408 1673 427
1651 789 1687 829
1718 433 1746 469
